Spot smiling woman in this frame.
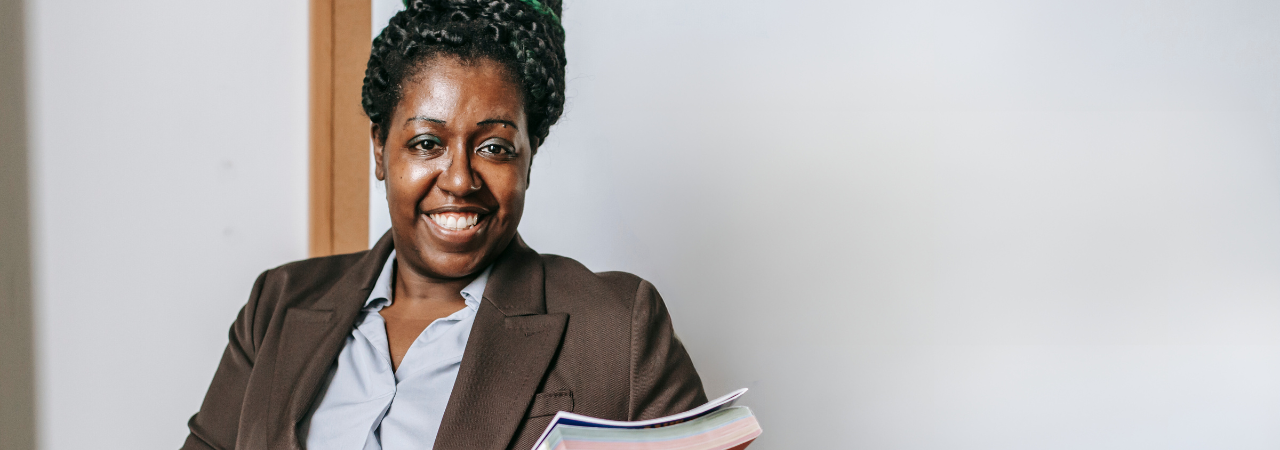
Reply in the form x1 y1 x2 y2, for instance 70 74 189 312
181 1 707 450
377 57 532 284
374 57 533 373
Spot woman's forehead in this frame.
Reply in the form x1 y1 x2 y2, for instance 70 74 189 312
394 56 526 127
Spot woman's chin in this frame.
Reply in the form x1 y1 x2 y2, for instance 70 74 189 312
398 219 507 279
391 243 485 279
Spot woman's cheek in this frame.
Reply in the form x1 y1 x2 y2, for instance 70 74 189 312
392 160 439 204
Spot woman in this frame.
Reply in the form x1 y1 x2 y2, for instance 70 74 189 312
182 1 707 449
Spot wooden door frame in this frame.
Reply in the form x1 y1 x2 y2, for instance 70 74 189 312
310 0 372 256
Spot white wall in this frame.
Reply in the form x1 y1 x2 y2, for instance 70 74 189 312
514 0 1280 448
26 0 310 448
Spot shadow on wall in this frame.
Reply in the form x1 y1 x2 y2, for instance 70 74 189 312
0 0 36 448
1 0 36 447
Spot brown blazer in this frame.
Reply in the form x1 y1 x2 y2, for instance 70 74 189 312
183 233 707 450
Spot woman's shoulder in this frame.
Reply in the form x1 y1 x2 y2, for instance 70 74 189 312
269 249 369 286
537 253 664 316
250 249 376 311
273 249 369 275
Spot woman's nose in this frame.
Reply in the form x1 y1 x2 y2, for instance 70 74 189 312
436 145 482 196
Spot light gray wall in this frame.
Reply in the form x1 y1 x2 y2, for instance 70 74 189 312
26 0 310 448
514 0 1280 448
23 0 1280 449
1 0 35 449
369 0 400 246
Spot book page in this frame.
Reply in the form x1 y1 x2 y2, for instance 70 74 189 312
530 389 748 450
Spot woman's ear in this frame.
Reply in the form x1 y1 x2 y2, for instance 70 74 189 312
371 123 386 181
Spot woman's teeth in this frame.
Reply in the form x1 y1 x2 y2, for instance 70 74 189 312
429 213 480 231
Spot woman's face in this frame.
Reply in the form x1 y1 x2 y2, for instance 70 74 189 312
374 55 533 280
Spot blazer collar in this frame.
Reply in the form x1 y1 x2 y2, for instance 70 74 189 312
280 231 563 450
316 230 395 311
482 234 547 317
435 233 570 450
275 231 395 447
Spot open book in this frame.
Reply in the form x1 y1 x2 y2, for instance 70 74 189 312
531 389 762 450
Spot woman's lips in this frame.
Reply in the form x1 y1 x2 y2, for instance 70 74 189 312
428 211 482 231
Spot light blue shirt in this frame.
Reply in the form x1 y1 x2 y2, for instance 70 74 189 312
301 250 490 450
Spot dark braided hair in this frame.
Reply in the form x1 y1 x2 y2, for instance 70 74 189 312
362 0 566 146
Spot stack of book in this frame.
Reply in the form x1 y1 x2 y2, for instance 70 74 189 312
532 389 762 450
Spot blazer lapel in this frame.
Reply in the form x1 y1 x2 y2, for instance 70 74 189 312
435 235 568 450
269 232 396 448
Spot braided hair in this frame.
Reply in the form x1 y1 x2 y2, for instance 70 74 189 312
362 0 566 146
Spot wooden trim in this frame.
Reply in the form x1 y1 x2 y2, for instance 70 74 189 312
308 0 333 256
310 0 371 257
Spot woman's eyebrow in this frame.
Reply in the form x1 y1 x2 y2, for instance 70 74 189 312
477 119 518 130
405 116 445 125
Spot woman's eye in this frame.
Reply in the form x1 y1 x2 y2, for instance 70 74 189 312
409 136 445 154
478 143 515 158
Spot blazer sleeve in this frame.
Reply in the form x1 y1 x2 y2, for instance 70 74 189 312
182 270 269 450
628 279 709 420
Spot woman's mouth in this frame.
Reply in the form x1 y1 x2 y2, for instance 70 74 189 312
428 212 482 231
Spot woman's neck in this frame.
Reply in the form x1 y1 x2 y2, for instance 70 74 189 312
391 257 478 306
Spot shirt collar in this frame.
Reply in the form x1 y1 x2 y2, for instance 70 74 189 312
363 249 491 311
459 264 491 309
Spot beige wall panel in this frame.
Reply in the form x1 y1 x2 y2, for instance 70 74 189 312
311 0 371 256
